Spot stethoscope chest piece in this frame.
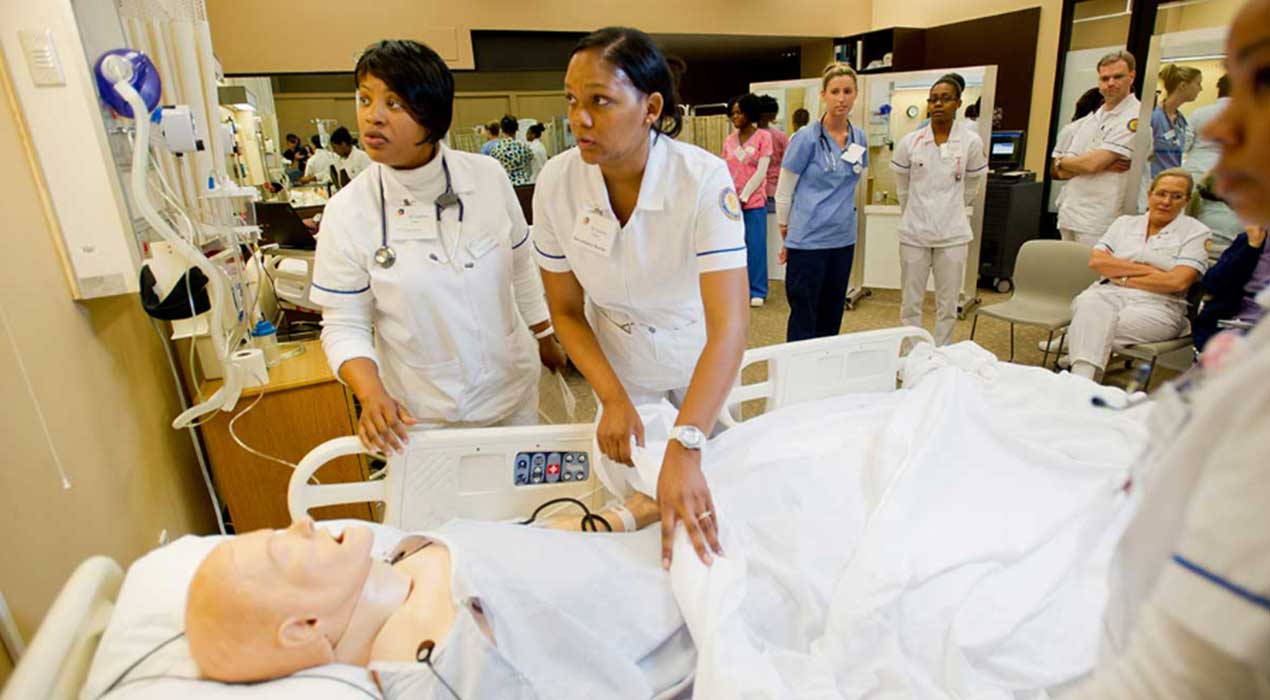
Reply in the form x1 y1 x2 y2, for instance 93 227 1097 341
375 246 397 269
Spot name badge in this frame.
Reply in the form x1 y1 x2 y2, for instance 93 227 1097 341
1164 129 1177 142
939 142 952 160
572 210 619 257
843 143 866 164
733 146 749 162
392 204 437 240
466 235 497 259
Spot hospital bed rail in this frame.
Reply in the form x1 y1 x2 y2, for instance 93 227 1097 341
290 327 935 529
720 326 933 427
0 557 122 700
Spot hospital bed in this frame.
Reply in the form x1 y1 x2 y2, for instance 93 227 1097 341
4 327 933 700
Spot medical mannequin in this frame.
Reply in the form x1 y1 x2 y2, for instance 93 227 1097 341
187 496 662 684
1066 169 1209 380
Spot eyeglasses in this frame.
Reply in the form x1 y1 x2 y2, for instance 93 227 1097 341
926 96 957 105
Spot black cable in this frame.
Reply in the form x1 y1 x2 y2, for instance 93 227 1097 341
518 497 611 532
103 672 382 699
415 639 462 699
98 631 186 698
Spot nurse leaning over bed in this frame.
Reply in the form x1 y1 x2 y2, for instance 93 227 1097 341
533 27 750 568
310 40 567 455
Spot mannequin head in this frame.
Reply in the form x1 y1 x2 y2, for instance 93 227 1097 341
185 519 375 682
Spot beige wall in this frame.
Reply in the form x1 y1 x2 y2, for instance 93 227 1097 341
871 0 1060 174
0 60 215 683
208 0 869 74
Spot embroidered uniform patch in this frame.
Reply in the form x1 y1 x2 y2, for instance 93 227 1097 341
720 189 742 221
1127 118 1139 133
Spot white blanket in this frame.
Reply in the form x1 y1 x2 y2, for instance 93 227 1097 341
663 343 1149 699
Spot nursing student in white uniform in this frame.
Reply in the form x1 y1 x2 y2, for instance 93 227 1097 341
1071 3 1270 693
1052 51 1144 247
1065 168 1210 381
891 74 988 346
311 40 566 454
533 27 749 567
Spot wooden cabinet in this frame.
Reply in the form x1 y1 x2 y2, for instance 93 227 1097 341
194 340 374 532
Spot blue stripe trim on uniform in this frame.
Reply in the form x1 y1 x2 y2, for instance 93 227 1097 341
311 281 370 295
892 161 911 168
1173 554 1270 611
1176 256 1206 265
968 164 989 172
512 229 531 250
697 245 746 257
533 241 567 260
1098 243 1115 253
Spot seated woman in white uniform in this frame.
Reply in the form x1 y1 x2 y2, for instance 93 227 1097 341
311 40 565 454
1066 168 1210 380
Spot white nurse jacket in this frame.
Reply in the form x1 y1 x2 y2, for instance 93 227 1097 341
532 133 746 393
311 145 549 425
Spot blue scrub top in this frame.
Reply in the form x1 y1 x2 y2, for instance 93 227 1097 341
1150 106 1188 178
783 120 868 250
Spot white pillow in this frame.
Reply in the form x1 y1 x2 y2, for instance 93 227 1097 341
80 520 406 700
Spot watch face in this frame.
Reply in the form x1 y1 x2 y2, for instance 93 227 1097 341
676 426 705 448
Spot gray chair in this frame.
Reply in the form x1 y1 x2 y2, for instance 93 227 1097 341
1110 283 1205 389
970 239 1100 367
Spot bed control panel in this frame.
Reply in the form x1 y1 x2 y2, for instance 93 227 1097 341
514 451 590 486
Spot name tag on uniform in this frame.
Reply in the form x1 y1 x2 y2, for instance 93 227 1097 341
392 204 437 240
939 142 952 160
733 146 749 162
467 235 497 259
843 143 866 164
572 210 619 256
1164 129 1177 142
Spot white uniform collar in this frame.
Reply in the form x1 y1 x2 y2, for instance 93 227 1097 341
582 131 670 215
377 143 476 200
1100 94 1140 119
916 122 963 147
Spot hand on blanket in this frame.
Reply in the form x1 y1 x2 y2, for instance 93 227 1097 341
658 443 722 569
597 395 645 465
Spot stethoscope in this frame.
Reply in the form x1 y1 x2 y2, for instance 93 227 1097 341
374 157 465 269
817 115 862 174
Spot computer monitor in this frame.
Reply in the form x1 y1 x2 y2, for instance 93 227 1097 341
989 130 1026 171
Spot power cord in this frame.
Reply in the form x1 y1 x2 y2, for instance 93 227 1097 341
519 497 611 532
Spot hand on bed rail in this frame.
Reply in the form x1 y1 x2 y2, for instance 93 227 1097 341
355 388 419 454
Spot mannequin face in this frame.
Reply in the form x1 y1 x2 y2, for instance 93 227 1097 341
564 48 662 167
186 519 375 682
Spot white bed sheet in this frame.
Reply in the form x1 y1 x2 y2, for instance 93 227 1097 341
666 343 1150 699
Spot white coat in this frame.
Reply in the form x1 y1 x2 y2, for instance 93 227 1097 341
891 124 988 248
1057 95 1143 237
311 145 549 425
532 133 746 395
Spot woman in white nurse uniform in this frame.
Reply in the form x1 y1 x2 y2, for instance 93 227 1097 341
311 40 566 454
891 74 988 346
533 27 750 568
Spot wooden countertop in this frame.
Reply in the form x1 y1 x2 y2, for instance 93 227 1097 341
200 339 337 397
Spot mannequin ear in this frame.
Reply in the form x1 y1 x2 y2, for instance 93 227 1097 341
278 616 322 648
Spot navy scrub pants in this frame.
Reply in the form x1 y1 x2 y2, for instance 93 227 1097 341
784 244 855 342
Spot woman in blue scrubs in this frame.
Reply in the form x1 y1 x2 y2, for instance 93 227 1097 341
773 62 868 341
1150 63 1203 178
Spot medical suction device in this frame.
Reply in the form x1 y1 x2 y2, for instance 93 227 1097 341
94 49 244 429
